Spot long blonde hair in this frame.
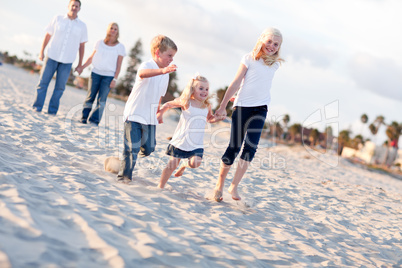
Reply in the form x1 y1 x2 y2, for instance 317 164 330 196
252 27 284 66
179 75 212 109
104 22 119 45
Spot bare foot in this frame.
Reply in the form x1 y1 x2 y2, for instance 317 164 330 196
214 189 223 202
174 166 186 177
228 185 241 200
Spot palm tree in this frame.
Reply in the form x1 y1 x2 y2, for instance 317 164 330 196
324 126 334 149
289 123 302 143
368 115 385 144
338 130 350 155
360 114 368 135
309 128 320 147
386 121 402 148
282 114 290 141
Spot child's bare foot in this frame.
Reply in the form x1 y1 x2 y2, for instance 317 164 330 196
174 166 186 177
214 189 223 202
228 185 241 200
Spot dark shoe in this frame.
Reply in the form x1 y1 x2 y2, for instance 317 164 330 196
80 118 87 124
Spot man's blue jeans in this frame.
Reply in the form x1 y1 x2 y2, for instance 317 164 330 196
81 72 113 124
118 121 156 180
32 57 72 114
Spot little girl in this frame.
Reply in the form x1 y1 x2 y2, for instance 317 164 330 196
156 75 221 188
213 27 284 202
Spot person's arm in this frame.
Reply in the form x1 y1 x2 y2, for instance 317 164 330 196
76 42 86 68
110 55 124 88
207 105 224 123
157 98 183 124
38 33 52 61
215 63 248 118
75 49 95 75
139 64 177 79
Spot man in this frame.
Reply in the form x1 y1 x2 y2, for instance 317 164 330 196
32 0 88 115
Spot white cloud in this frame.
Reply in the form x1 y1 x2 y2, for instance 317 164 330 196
348 53 402 101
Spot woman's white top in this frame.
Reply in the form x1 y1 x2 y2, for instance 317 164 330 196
233 52 280 107
92 40 126 77
170 103 209 151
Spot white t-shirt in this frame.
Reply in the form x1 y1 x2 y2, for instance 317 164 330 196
123 59 169 125
92 40 126 77
170 103 209 151
45 15 88 64
233 53 280 107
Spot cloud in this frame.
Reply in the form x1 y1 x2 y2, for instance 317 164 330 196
348 53 402 101
281 37 338 68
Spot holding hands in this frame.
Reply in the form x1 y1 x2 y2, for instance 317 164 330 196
110 79 117 89
75 65 84 75
214 106 227 121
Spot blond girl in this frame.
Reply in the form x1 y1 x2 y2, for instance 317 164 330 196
213 27 284 201
157 75 221 188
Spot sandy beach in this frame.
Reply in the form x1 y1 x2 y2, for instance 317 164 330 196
0 63 401 267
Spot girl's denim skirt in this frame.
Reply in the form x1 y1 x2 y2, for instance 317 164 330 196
166 144 204 159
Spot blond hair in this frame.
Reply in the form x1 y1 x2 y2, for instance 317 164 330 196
150 35 178 57
252 27 284 66
104 22 119 44
179 75 212 109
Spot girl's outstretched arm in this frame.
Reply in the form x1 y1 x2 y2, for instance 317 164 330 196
215 63 248 117
157 98 183 124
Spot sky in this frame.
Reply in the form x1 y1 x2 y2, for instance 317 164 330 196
1 0 401 144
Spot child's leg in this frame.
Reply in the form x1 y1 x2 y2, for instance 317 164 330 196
158 157 181 188
139 124 156 157
229 107 266 200
117 122 142 181
214 161 231 202
228 159 250 200
174 156 202 177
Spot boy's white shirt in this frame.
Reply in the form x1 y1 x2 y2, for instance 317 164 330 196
123 59 169 125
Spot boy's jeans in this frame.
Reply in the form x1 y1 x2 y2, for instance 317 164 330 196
32 57 72 114
118 121 156 180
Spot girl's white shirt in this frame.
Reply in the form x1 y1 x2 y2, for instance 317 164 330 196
233 52 280 107
92 40 126 77
169 102 209 151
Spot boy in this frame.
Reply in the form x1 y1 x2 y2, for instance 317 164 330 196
117 35 177 183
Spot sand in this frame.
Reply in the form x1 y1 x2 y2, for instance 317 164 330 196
0 63 401 267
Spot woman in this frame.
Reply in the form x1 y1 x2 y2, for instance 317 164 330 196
76 22 125 125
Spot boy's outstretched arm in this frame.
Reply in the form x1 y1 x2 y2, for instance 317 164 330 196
139 64 177 79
